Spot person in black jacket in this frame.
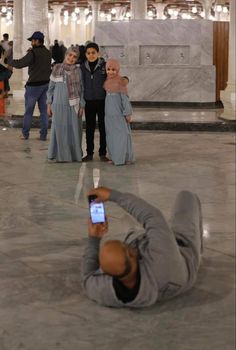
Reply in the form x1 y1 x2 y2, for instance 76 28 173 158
80 42 108 162
8 31 51 140
51 39 64 65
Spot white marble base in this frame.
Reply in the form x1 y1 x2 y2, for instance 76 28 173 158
13 90 25 99
96 20 216 103
122 66 215 103
220 86 236 120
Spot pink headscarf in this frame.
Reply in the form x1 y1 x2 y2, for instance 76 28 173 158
104 59 128 95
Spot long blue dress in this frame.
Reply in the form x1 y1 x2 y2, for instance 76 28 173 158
105 92 134 165
47 68 85 162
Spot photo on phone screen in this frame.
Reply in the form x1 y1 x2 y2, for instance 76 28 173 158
88 195 106 224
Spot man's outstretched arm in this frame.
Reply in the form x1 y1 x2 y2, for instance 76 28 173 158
81 219 108 282
88 187 170 236
7 50 34 69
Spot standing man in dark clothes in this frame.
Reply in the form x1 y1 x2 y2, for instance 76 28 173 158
80 42 108 162
51 39 64 64
8 31 51 140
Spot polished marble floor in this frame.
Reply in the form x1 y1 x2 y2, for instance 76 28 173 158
4 93 223 123
0 129 235 350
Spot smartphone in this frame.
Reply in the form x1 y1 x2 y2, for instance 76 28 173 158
88 195 106 224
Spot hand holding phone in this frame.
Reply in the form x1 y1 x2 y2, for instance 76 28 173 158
88 195 106 224
88 218 108 238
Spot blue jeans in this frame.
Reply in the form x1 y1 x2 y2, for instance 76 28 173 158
22 84 49 139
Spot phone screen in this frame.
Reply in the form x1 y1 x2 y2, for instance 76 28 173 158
89 199 106 224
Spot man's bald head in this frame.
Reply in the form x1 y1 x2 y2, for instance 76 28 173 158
99 240 134 278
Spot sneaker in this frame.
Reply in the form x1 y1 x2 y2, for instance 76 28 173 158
38 136 47 141
82 155 93 162
47 158 56 163
100 155 110 162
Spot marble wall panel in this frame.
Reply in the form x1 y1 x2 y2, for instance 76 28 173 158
190 45 201 66
95 22 130 45
96 20 207 46
139 45 190 65
200 66 216 102
126 46 140 66
100 46 127 65
129 20 202 46
96 20 213 67
121 66 215 102
95 20 215 102
201 20 214 65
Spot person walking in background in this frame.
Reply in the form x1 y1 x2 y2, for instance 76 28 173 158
104 59 134 165
80 42 108 162
59 41 67 60
3 40 13 97
0 33 10 52
0 65 12 98
51 39 64 65
7 31 51 141
0 34 12 97
77 45 86 65
47 46 85 163
0 45 12 98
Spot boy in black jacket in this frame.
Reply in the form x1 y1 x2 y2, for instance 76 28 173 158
81 43 108 162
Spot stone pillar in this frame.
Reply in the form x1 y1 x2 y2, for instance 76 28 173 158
79 9 87 44
114 5 123 20
13 0 23 58
22 0 49 48
50 5 63 43
11 0 24 93
131 0 147 20
154 2 166 19
220 0 236 120
70 20 77 46
89 0 102 41
20 0 49 84
201 0 214 19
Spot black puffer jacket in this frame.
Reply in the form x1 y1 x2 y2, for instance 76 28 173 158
81 58 107 101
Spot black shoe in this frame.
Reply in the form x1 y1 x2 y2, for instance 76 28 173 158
100 155 109 162
20 134 28 140
82 155 93 162
38 136 47 141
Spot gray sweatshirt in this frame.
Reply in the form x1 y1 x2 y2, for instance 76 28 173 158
81 190 202 308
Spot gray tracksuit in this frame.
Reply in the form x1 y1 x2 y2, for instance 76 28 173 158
81 190 203 308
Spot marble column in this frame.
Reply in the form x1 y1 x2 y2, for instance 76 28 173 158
200 0 214 19
50 5 63 43
114 5 124 20
20 0 49 85
220 0 236 120
70 20 77 46
89 0 102 41
11 0 24 93
22 0 49 48
79 9 87 44
13 0 23 59
154 2 166 19
131 0 147 19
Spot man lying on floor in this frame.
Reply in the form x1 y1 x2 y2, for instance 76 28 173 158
81 187 203 308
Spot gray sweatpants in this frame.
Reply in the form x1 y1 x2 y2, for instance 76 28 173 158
170 191 203 275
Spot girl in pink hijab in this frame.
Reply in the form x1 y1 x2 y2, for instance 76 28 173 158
103 59 134 165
